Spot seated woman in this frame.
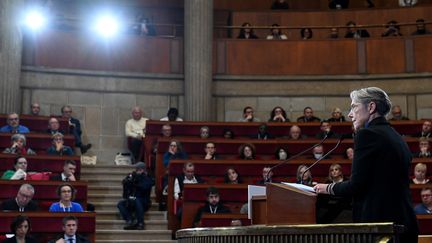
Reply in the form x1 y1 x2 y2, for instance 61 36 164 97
3 215 36 243
415 137 431 158
300 28 313 40
238 143 256 160
224 167 243 184
2 134 36 155
412 163 430 184
200 126 210 139
266 24 288 40
344 147 354 160
326 163 345 183
1 156 29 180
327 107 346 122
223 129 234 139
275 147 289 160
237 22 258 39
163 140 188 167
268 106 290 122
382 20 402 37
296 164 315 186
49 183 84 212
47 132 74 156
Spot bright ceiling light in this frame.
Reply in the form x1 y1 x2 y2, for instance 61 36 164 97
24 10 47 30
94 15 120 38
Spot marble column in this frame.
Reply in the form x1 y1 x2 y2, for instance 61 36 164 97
184 0 213 121
0 0 23 113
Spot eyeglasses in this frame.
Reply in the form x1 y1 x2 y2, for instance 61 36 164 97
8 118 18 121
169 144 177 147
61 190 72 193
421 194 432 198
206 146 215 149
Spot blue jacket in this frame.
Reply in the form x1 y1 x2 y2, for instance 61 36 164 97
0 125 30 133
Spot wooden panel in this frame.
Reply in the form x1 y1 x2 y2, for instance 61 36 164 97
366 38 406 74
201 213 251 227
225 40 358 75
413 36 432 73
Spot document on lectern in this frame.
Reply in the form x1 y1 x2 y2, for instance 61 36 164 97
281 182 316 193
248 185 266 219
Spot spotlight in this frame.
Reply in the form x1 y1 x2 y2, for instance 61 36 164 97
24 10 47 30
94 15 120 38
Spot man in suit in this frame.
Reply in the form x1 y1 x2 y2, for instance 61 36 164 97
1 184 38 212
61 105 91 154
413 120 431 138
48 216 90 243
51 160 77 182
314 87 419 242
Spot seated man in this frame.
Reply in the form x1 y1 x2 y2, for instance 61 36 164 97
200 126 210 139
118 162 154 230
193 187 231 227
288 125 305 140
30 102 41 116
51 160 77 182
239 106 260 122
414 187 432 214
47 117 65 135
414 120 431 138
174 162 204 201
1 156 29 180
389 105 409 121
1 183 38 211
125 106 149 162
416 137 431 158
251 124 274 140
48 216 90 243
160 108 183 121
412 19 432 35
204 142 218 160
47 132 74 156
257 166 277 185
311 145 326 160
0 113 30 133
297 107 321 122
61 105 92 154
316 120 340 139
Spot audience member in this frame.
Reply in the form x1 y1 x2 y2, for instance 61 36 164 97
328 0 349 9
251 124 273 140
49 183 84 212
416 137 431 158
399 0 417 6
300 28 313 40
316 120 340 139
296 164 314 186
161 124 172 137
389 105 409 121
160 108 183 121
237 22 259 39
132 16 156 36
1 184 38 211
311 145 325 160
238 143 256 160
224 167 243 184
118 162 154 230
239 106 260 122
266 24 287 40
288 125 305 139
204 142 218 160
125 106 148 162
412 19 431 35
2 215 36 243
275 147 289 160
193 187 231 227
297 107 321 122
414 120 431 138
48 216 90 243
61 106 91 154
328 107 346 122
327 163 345 183
345 147 354 160
412 163 430 184
51 160 77 182
47 117 65 135
223 129 234 139
382 20 402 37
0 113 30 134
257 166 276 184
3 134 36 155
329 27 339 38
345 21 370 38
271 0 289 9
200 126 210 139
174 162 204 201
268 106 289 122
1 156 29 180
163 140 188 167
414 187 432 214
47 132 74 156
30 103 41 116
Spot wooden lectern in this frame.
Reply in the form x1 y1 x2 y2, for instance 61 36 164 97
251 183 317 225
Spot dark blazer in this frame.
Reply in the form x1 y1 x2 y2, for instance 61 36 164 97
2 236 37 243
48 234 90 243
332 117 419 241
69 117 82 136
1 199 38 211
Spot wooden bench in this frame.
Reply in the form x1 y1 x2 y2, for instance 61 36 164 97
0 212 95 242
201 213 251 227
0 114 69 134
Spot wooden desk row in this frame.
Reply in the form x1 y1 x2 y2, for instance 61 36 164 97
0 114 70 134
0 154 81 180
0 133 75 153
0 212 95 243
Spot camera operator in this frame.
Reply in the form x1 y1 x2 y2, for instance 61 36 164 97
117 162 154 230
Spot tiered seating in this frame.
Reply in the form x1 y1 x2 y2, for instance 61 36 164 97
0 114 69 134
0 133 75 154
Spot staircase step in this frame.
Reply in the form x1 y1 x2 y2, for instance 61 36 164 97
92 202 158 211
83 164 134 173
96 230 172 240
81 172 126 180
96 219 168 230
96 240 176 243
88 185 122 194
96 210 166 221
89 193 122 203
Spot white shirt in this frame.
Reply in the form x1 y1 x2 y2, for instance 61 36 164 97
125 117 149 138
160 117 183 121
399 0 417 6
174 176 198 200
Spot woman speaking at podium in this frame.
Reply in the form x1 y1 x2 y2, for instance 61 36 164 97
314 87 418 243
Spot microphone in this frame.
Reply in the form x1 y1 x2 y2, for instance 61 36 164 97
300 134 351 185
266 134 329 179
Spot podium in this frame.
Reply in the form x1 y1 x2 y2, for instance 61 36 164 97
251 183 317 225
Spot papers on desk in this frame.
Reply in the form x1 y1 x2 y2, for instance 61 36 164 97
281 182 316 194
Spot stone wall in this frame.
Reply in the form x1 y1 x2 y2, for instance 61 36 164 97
21 66 432 164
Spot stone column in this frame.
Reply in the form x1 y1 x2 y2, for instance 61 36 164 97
0 0 23 113
184 0 213 121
